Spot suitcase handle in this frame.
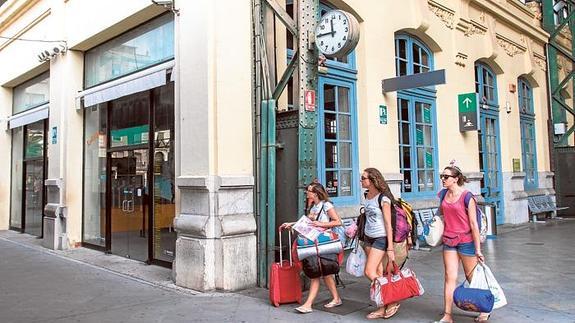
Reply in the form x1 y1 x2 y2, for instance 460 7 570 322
279 228 293 267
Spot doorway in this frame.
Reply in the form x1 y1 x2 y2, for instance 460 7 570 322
479 113 504 224
83 82 175 266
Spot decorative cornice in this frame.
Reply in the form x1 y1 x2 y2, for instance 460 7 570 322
428 0 455 29
496 34 526 57
457 18 488 37
455 52 468 67
533 53 547 71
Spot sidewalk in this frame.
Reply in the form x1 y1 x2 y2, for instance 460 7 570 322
1 219 574 322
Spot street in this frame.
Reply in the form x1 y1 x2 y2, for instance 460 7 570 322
1 219 574 322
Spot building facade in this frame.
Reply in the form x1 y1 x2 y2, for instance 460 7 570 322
0 0 560 292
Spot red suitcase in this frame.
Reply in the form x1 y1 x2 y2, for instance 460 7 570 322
269 228 302 307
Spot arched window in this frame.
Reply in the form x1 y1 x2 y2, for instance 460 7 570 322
475 63 498 109
518 78 538 189
395 34 438 196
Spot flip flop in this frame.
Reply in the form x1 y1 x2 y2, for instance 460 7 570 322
474 313 491 322
383 303 400 319
323 300 343 308
366 309 387 320
295 306 313 314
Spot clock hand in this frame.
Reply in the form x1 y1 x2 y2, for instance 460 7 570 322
317 31 335 37
330 17 334 35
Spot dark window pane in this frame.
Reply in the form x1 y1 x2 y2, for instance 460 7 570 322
400 99 409 120
397 39 407 59
324 113 337 140
399 61 407 76
324 84 336 111
402 123 410 144
413 44 420 64
402 147 411 169
325 141 337 168
338 87 350 113
325 171 338 197
403 170 412 192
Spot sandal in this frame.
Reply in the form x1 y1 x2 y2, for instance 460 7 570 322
383 303 400 319
295 306 313 314
475 313 491 322
366 308 387 320
432 312 453 323
323 299 343 308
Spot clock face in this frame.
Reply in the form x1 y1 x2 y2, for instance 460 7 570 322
315 10 357 57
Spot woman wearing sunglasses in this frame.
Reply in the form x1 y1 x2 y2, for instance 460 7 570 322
434 163 488 323
360 168 400 319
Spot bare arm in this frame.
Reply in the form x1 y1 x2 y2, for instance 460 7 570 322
467 197 483 260
313 207 342 228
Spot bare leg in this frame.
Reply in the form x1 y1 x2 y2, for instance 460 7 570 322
365 247 387 316
323 275 341 304
460 254 490 321
301 278 320 309
440 250 459 323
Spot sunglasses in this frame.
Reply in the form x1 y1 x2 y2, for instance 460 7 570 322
360 176 369 181
440 174 456 180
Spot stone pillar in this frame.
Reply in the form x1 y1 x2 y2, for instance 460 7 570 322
173 0 256 291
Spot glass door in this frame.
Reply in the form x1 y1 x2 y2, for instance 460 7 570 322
109 149 149 261
22 120 47 237
479 114 503 224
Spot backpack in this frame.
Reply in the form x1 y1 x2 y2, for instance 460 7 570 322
367 193 410 243
396 198 418 246
438 189 487 243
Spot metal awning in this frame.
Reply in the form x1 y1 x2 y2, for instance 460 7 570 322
76 60 175 108
7 103 49 129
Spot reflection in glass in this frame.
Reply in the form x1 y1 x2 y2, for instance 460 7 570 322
324 113 337 140
325 142 337 169
110 91 150 148
339 142 351 168
324 84 335 111
84 14 174 88
325 171 338 197
10 128 24 229
338 87 349 113
13 72 49 114
339 114 350 140
153 82 176 262
83 104 107 247
340 171 352 196
24 161 43 236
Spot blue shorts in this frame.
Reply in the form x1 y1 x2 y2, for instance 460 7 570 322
443 241 476 256
363 236 388 251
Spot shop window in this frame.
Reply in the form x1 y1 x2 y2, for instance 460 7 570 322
84 14 174 88
12 72 49 114
518 78 538 190
395 34 438 197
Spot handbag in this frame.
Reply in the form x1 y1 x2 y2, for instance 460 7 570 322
453 264 495 313
469 262 507 309
369 262 424 307
424 215 444 247
296 232 343 260
302 253 340 279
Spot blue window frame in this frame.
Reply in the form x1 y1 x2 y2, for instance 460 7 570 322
475 63 498 109
318 78 359 204
395 34 438 197
518 78 538 190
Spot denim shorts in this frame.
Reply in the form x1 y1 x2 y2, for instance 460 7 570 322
443 241 476 256
363 236 388 251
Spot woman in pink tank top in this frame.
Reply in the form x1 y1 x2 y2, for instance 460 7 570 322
433 164 488 323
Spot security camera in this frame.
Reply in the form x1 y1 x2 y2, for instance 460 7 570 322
151 0 173 6
53 44 67 54
38 54 45 62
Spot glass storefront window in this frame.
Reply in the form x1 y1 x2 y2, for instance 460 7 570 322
83 104 108 247
10 128 24 230
13 72 49 114
84 14 174 88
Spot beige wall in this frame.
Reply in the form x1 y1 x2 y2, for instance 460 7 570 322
340 0 551 179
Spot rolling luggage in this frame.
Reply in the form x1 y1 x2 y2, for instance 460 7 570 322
269 228 302 307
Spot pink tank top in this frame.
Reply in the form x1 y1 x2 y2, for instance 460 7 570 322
440 190 473 244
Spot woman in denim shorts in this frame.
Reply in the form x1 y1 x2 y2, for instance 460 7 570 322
360 168 400 319
434 162 488 323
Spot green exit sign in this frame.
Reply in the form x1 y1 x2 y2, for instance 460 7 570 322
458 92 479 132
379 105 387 124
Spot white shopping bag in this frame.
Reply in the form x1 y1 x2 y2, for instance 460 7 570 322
345 245 366 277
469 262 507 309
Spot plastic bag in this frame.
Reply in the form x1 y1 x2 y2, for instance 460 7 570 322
345 244 366 277
424 215 444 247
469 262 507 309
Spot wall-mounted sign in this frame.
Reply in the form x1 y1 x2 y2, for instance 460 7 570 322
512 158 521 172
305 90 316 112
458 92 479 132
379 105 387 124
51 126 57 144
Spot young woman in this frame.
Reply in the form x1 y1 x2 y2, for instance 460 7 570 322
282 182 343 314
361 168 400 320
434 164 489 323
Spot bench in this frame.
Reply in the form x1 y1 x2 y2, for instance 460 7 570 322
528 195 569 223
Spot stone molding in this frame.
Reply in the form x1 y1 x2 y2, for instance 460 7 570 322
496 34 526 57
464 172 483 181
533 53 547 71
456 52 468 67
456 18 487 37
428 0 455 29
